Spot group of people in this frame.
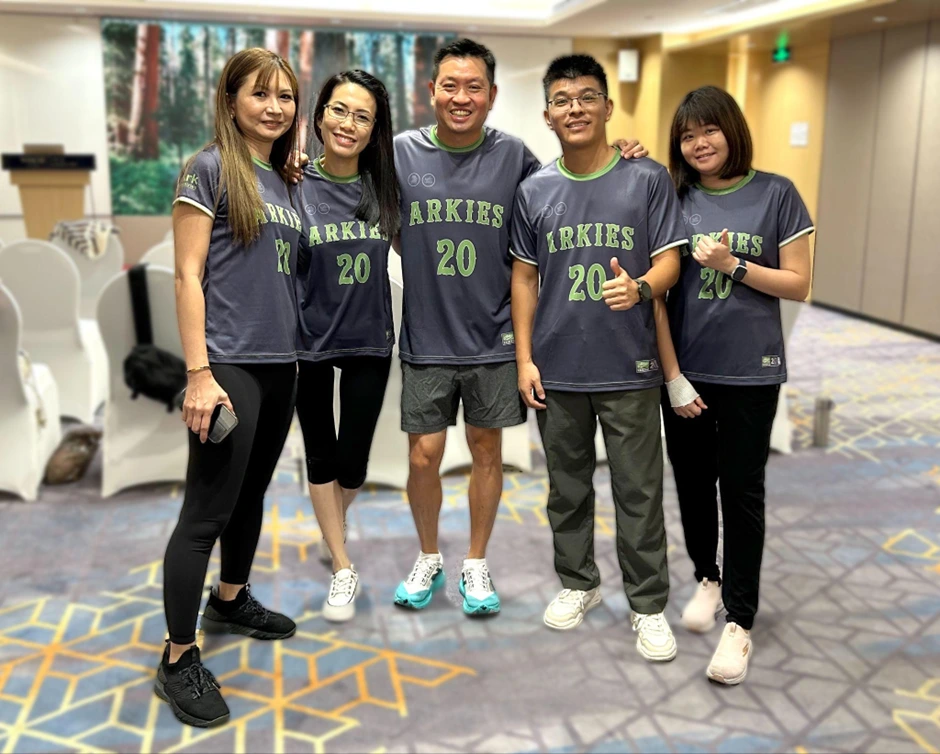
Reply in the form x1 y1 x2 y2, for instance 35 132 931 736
158 38 814 728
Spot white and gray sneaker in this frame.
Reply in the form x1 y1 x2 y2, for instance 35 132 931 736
322 566 359 623
631 611 678 662
543 587 602 630
317 520 347 564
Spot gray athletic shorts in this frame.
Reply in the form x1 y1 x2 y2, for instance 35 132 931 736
400 361 527 434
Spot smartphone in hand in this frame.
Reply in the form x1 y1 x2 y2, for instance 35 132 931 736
177 389 238 443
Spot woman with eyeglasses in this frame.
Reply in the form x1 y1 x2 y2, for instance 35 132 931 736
294 70 401 622
655 86 813 685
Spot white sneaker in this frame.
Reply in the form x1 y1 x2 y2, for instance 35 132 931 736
543 587 602 630
706 622 751 685
322 566 359 623
459 559 500 615
681 578 723 633
317 520 347 564
631 611 678 662
393 552 445 610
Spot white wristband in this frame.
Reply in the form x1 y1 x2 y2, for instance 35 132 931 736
666 374 699 408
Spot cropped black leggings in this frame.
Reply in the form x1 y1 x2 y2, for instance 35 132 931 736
296 356 391 490
163 362 296 644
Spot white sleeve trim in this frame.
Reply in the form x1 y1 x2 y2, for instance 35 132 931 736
173 196 214 219
650 238 687 258
510 250 539 266
779 226 815 248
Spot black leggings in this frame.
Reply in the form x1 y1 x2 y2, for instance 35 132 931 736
296 356 391 490
163 362 297 644
661 382 779 630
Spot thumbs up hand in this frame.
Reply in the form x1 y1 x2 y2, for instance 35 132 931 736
692 228 736 274
602 256 640 311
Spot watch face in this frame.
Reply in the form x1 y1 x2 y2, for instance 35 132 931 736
639 280 652 300
732 264 747 282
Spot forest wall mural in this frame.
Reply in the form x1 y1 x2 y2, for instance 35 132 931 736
102 19 455 215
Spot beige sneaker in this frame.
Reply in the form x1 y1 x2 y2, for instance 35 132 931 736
543 587 602 630
681 578 723 633
706 622 751 685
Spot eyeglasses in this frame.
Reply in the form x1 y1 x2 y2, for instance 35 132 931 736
324 103 374 128
547 91 608 110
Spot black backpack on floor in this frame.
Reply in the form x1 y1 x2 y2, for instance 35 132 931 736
123 264 187 411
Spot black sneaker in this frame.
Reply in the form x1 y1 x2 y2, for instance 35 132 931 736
154 644 229 728
200 584 296 640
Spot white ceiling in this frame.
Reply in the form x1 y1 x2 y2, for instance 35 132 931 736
0 0 896 37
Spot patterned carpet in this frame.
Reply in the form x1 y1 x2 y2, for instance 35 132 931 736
0 304 938 754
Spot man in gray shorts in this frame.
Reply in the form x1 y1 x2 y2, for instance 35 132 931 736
393 38 645 616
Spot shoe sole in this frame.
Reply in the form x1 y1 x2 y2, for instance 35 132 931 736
323 582 359 623
706 665 747 685
543 592 602 631
394 570 445 610
636 638 678 663
154 677 229 728
200 616 296 640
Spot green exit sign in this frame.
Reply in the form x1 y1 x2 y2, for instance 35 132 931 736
773 31 791 63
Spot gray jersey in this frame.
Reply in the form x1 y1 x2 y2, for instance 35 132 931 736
295 159 394 361
394 126 541 364
511 152 687 392
668 170 814 385
175 146 301 364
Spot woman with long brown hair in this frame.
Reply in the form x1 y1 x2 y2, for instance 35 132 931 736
157 48 303 727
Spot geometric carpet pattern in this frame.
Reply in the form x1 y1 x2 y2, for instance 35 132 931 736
1 303 939 753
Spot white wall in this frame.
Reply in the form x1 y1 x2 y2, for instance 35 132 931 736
0 14 111 243
467 34 572 165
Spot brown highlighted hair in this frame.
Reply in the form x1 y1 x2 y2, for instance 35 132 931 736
181 48 299 246
668 85 752 196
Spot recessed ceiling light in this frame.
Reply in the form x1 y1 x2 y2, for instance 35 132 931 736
330 18 342 25
873 15 888 23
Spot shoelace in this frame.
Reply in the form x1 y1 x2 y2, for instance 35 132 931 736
180 662 221 700
464 563 492 594
635 612 669 635
556 588 586 607
330 571 357 600
407 558 440 588
242 589 272 624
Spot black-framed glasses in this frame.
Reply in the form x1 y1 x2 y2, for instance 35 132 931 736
547 91 608 110
324 102 374 128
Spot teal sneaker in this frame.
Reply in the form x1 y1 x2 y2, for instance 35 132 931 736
394 553 445 610
459 559 500 615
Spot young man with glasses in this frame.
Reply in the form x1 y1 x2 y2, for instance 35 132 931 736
510 54 686 661
391 39 647 616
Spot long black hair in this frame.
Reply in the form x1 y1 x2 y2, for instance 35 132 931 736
311 69 400 239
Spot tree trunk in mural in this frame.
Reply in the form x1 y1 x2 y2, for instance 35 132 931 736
412 35 437 127
127 25 147 156
204 27 213 134
139 25 162 159
299 31 315 151
394 36 407 133
276 30 290 60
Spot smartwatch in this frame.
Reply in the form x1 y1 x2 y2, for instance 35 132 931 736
731 260 748 282
636 278 652 303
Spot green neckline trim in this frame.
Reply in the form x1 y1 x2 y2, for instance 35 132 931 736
314 156 360 183
251 156 273 171
556 148 619 181
429 125 486 153
696 169 756 195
